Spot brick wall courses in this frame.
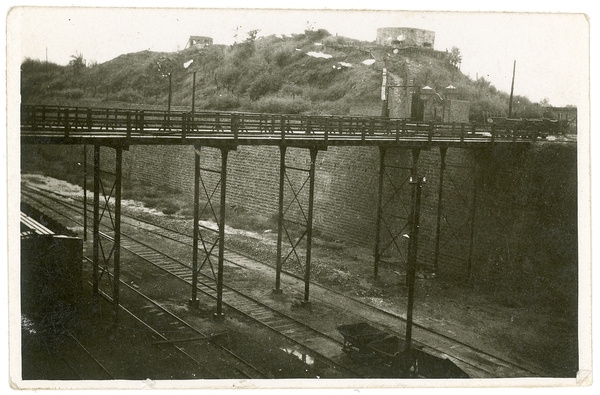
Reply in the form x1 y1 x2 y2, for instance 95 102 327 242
28 141 577 297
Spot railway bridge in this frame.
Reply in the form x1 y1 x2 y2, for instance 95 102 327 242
20 103 572 351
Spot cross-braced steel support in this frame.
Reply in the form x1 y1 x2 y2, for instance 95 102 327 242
91 144 124 320
273 146 321 308
373 147 420 277
189 144 234 318
432 148 479 280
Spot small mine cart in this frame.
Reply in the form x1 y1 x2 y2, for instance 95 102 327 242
337 322 389 353
367 335 417 376
368 335 469 378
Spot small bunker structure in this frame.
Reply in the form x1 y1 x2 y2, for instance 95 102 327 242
376 27 436 48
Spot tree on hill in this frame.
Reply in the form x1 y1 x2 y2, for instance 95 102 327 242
68 52 86 76
449 47 462 68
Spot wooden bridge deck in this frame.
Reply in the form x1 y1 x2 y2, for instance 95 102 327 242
20 105 565 147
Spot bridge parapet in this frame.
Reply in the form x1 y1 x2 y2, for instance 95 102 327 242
21 104 564 146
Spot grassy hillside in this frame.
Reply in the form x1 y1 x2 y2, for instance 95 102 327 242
21 29 544 121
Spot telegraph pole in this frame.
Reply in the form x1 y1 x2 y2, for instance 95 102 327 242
508 60 516 118
191 71 197 114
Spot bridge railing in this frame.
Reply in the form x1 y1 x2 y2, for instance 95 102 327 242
21 104 550 143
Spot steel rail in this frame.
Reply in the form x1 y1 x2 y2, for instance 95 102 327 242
65 331 115 379
82 257 268 379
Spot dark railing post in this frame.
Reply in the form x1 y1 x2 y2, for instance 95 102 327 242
491 124 497 145
41 106 46 127
428 122 434 143
64 108 70 138
27 106 36 131
460 123 466 143
231 114 239 142
270 115 276 134
280 115 286 144
139 111 145 134
87 108 92 135
126 112 132 139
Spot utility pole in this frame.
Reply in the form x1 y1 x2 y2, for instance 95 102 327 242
508 60 516 118
191 71 196 114
167 73 172 114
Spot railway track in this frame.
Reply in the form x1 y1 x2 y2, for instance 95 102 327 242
83 257 270 379
21 185 366 378
21 181 552 378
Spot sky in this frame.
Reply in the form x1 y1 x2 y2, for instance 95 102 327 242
8 3 590 107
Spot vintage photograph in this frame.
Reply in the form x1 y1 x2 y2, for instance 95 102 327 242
6 4 590 390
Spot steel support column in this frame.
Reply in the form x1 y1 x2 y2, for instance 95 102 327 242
112 147 123 320
406 148 420 287
373 147 386 277
404 175 425 352
92 145 100 299
215 148 229 318
83 144 88 241
433 146 448 273
302 147 318 306
466 155 479 280
190 145 201 308
273 145 286 294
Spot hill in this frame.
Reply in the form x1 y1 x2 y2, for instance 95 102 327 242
20 29 545 122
